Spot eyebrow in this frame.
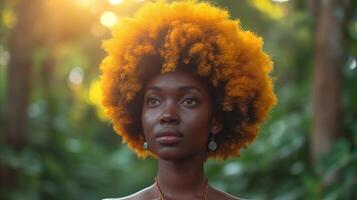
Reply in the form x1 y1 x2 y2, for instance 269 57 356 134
145 85 202 93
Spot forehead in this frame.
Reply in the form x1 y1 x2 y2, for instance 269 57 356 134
144 71 210 94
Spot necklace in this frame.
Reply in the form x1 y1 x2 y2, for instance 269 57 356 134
154 177 208 200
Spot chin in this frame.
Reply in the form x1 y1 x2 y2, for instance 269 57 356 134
155 148 188 161
156 148 205 162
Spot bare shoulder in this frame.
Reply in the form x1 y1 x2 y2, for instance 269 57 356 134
209 185 247 200
102 184 158 200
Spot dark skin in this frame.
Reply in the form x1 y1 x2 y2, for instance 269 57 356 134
112 71 242 200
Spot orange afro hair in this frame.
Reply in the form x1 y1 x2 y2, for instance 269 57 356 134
100 0 276 159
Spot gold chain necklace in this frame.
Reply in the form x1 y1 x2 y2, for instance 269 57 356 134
154 177 208 200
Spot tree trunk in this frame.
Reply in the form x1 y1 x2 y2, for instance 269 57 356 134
5 0 41 148
0 0 41 188
310 0 349 164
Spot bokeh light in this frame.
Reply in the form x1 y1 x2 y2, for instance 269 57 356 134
250 0 286 19
223 163 242 176
68 67 84 85
272 0 289 3
88 80 109 120
2 8 16 28
89 80 102 106
108 0 124 5
0 46 9 66
348 57 357 70
100 11 118 27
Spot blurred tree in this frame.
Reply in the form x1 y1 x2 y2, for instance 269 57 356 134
309 0 349 167
5 0 41 149
1 0 42 188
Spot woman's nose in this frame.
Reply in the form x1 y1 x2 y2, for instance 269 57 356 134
160 103 180 125
160 113 179 125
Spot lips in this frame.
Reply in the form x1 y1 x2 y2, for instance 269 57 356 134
156 129 183 145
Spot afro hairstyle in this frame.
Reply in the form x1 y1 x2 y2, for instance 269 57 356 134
100 0 276 159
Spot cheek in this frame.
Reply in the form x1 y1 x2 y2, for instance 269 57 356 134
141 109 158 135
183 107 212 134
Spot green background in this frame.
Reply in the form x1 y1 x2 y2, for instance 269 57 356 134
0 0 356 199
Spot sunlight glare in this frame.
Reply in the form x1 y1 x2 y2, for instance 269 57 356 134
75 0 92 8
108 0 124 5
100 11 118 27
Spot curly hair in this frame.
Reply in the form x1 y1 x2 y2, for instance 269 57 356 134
100 0 276 159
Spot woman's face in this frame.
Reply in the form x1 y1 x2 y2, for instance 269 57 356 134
142 71 214 160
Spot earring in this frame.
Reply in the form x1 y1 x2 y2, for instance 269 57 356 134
208 136 218 151
143 142 148 150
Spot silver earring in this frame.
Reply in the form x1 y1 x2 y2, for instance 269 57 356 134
208 136 218 151
143 142 148 150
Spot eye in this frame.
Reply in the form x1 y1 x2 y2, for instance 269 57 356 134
147 96 161 107
181 96 199 107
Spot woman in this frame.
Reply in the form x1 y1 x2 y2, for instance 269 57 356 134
100 1 276 199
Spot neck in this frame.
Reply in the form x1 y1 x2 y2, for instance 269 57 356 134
155 153 207 199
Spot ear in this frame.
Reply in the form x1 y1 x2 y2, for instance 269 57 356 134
210 116 223 135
